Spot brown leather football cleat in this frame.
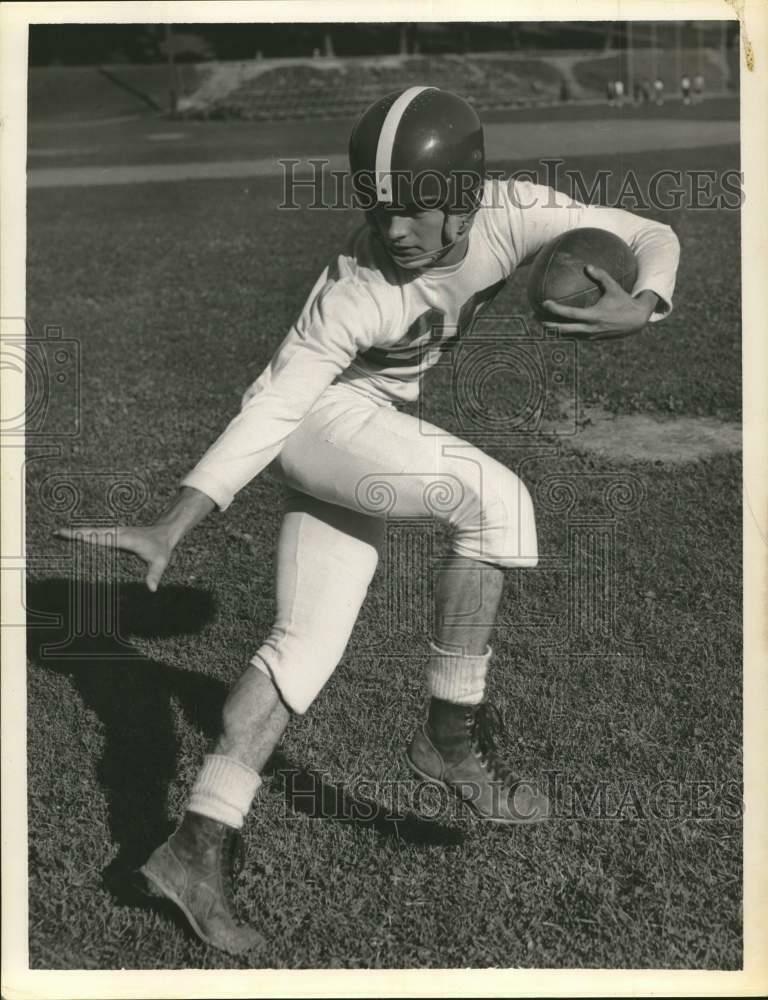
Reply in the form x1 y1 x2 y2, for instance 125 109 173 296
406 699 550 824
140 811 263 956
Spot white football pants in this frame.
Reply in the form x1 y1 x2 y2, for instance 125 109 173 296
251 384 538 713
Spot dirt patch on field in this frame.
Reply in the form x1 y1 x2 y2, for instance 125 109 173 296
566 408 741 463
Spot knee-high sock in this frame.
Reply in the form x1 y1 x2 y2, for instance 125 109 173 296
187 755 262 829
426 640 491 705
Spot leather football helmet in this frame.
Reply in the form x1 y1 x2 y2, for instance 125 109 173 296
349 86 485 218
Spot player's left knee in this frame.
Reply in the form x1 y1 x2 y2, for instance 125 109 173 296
454 469 539 568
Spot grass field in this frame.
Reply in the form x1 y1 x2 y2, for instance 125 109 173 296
24 107 742 970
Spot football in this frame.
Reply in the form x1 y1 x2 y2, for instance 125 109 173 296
527 227 638 323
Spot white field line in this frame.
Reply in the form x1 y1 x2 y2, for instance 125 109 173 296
28 120 738 189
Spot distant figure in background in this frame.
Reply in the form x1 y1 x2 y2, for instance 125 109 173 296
606 79 616 106
681 74 692 105
613 79 625 107
693 73 705 103
654 77 665 106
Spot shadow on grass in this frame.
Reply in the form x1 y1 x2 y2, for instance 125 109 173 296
267 751 465 848
26 577 226 893
27 576 463 900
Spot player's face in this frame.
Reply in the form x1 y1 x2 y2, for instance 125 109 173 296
370 204 466 269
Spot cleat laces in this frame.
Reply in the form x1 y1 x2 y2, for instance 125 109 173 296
221 827 247 924
470 703 518 787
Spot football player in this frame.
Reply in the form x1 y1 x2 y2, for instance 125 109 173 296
56 87 680 955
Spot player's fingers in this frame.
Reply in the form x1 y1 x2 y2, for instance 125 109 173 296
145 555 168 593
544 321 603 336
541 300 599 320
53 525 126 547
585 265 621 291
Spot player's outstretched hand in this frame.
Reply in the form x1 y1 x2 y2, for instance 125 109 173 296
543 266 658 341
53 524 174 592
54 486 215 593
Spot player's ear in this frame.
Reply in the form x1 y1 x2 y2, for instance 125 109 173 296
443 211 474 244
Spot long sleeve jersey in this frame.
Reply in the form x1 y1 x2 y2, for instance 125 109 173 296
183 178 680 510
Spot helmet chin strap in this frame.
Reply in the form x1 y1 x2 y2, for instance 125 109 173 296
373 210 477 269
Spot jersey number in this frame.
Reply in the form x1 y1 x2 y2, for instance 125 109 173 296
360 279 506 369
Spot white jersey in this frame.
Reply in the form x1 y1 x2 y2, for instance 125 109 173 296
183 178 680 510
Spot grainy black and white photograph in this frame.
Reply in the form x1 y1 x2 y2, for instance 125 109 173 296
2 1 766 996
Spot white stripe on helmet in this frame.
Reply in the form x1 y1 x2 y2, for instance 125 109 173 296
374 86 437 204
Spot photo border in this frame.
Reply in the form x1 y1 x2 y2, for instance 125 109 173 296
2 1 765 997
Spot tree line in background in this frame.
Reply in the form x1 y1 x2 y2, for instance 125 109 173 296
29 21 739 65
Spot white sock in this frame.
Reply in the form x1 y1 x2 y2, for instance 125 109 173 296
187 754 262 830
426 640 492 706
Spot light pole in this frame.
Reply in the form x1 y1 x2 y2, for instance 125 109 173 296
720 18 729 92
164 23 178 115
696 21 704 75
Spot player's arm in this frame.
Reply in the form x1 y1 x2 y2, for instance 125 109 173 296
55 271 380 590
181 275 380 510
506 179 680 340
